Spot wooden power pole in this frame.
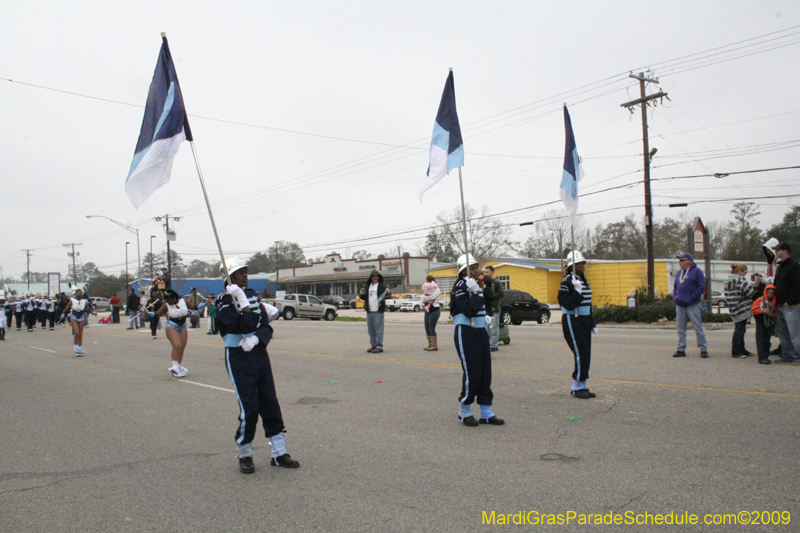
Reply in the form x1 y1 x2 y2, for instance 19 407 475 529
621 72 667 297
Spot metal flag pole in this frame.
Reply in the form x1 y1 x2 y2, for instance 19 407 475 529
188 141 233 288
452 68 469 261
457 167 469 260
159 32 233 290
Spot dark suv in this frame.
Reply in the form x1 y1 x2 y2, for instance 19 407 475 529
498 289 551 325
322 295 351 309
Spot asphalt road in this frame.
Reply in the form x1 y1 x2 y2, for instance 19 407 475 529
1 316 798 532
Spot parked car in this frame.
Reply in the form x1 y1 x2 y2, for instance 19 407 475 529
498 289 550 325
400 295 425 312
322 295 351 310
268 294 337 321
710 290 727 308
88 297 110 311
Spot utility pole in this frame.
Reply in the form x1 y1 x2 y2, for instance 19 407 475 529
21 249 33 291
62 243 82 286
621 72 667 297
153 214 181 282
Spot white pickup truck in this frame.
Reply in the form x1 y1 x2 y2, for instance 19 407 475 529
384 293 413 312
267 294 338 321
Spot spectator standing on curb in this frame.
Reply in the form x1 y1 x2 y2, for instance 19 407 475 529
359 270 391 354
420 275 441 351
206 294 217 335
483 266 504 352
110 294 121 323
724 263 757 358
126 288 141 330
187 287 206 325
773 243 800 364
672 253 709 359
751 284 777 365
161 267 172 290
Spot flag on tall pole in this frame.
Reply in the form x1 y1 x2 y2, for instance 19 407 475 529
125 34 193 209
559 105 584 229
420 70 464 201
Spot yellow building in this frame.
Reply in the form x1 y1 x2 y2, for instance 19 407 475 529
426 258 670 306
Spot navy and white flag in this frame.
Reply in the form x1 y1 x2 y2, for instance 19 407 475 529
125 36 193 209
559 105 584 228
420 70 464 202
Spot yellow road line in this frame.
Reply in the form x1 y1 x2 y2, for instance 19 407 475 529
91 329 799 398
271 348 800 399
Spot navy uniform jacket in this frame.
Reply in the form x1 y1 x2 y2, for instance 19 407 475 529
451 278 487 326
558 272 596 329
216 288 274 348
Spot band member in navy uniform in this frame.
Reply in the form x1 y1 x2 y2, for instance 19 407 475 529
216 257 299 474
558 251 598 399
450 254 504 427
14 298 24 330
46 297 56 330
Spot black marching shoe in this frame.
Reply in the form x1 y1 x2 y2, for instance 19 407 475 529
459 415 479 427
571 389 594 399
672 350 687 358
271 453 300 468
239 456 255 474
479 415 505 425
758 359 771 365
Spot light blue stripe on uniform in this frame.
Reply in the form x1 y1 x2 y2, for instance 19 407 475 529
224 347 247 445
565 314 581 391
456 325 470 405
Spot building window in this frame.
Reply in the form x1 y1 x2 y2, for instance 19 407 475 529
496 275 510 290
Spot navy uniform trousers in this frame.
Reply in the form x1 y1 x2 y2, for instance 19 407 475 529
454 324 493 406
562 314 592 383
225 344 285 446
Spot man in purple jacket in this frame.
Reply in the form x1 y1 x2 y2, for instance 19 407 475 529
673 253 709 358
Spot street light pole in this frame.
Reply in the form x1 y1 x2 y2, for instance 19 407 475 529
86 215 141 287
150 235 156 281
125 242 130 287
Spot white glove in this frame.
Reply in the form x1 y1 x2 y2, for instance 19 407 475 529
485 315 493 326
263 303 279 323
465 278 481 294
571 275 583 292
240 335 259 352
226 284 250 310
592 327 599 334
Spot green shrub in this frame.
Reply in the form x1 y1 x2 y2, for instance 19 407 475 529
701 311 732 323
593 305 637 323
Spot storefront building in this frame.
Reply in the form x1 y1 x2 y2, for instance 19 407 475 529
275 253 445 298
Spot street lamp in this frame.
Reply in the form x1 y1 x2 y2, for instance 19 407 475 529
86 215 141 287
125 242 130 286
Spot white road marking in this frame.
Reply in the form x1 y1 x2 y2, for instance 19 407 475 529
179 380 234 393
30 346 57 353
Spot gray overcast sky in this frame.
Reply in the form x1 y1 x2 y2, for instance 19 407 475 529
2 1 800 280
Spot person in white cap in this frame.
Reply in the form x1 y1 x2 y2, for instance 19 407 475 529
450 254 504 427
558 251 597 399
215 257 299 474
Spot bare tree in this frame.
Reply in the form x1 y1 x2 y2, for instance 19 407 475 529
518 210 588 259
428 204 517 260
